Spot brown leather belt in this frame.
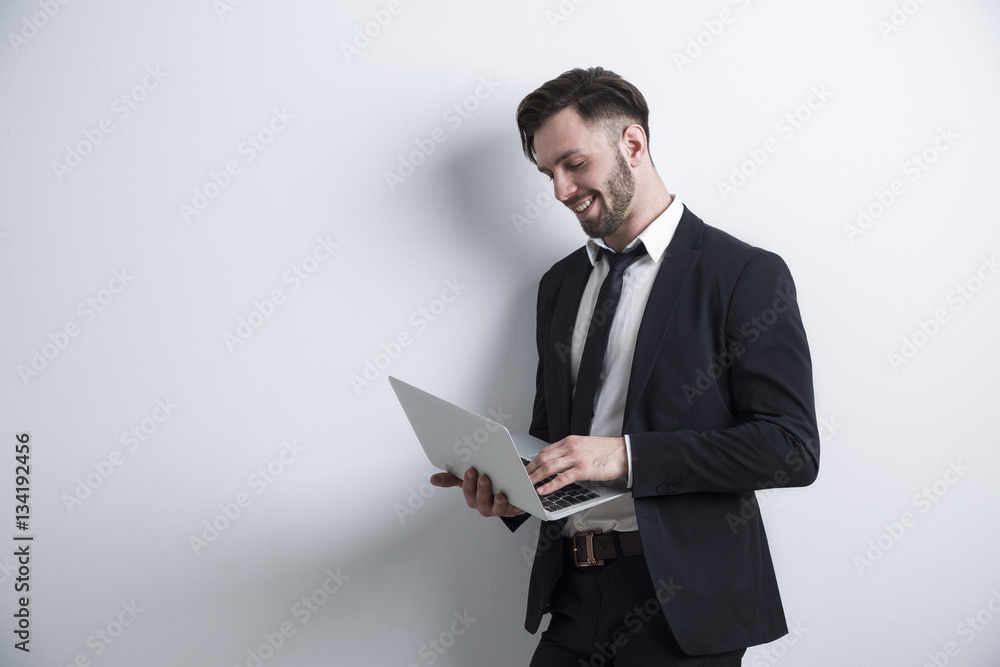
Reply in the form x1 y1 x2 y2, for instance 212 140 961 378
566 529 643 567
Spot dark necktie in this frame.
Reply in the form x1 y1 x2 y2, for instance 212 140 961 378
570 245 647 436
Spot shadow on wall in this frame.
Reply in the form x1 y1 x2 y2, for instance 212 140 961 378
439 131 579 429
274 132 568 665
222 497 540 665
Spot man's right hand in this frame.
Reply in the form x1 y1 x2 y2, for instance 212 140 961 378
429 468 525 518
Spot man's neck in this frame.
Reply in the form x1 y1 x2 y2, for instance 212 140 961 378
602 183 674 253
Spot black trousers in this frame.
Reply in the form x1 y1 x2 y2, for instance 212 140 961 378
529 554 746 667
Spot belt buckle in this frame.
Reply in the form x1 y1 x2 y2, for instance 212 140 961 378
572 529 604 568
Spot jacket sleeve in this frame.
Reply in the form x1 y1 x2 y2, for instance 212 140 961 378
630 251 820 497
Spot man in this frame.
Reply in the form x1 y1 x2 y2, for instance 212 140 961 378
431 67 819 666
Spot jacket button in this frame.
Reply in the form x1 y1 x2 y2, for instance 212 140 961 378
656 484 668 494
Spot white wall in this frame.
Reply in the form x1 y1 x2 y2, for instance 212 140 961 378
2 1 999 665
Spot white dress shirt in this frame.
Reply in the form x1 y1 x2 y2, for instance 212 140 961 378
561 195 683 536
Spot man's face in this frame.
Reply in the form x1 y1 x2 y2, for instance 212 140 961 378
533 107 636 240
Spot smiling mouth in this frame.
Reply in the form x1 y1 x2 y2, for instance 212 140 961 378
572 197 595 217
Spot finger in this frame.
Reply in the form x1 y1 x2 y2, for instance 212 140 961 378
493 493 509 517
430 472 462 488
494 494 523 518
462 468 478 508
505 504 525 517
529 451 572 486
537 467 578 496
525 441 563 475
476 474 495 515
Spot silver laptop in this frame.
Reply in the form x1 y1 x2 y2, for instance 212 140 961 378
389 376 625 521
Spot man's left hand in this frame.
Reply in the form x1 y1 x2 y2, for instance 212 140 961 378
525 436 627 495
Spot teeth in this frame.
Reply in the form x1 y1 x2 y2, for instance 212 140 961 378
574 197 593 213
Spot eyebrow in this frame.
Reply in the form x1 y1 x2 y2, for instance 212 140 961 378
537 148 584 173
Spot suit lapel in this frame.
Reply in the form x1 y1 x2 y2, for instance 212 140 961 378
549 251 592 441
623 208 704 430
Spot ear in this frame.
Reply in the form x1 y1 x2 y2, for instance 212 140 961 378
620 124 647 168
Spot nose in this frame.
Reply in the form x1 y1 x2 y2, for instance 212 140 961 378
552 172 576 203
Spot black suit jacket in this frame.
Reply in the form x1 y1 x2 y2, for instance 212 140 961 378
504 206 820 655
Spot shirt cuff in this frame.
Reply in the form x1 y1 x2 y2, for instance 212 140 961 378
624 434 633 488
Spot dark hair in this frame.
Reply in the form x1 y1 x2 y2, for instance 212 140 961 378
515 67 651 165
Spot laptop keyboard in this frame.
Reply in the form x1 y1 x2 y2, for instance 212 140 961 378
521 457 600 512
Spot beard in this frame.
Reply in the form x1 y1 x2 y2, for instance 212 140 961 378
580 150 636 239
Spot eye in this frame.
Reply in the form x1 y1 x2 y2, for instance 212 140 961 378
569 161 586 170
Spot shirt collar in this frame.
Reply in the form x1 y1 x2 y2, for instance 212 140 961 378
584 195 684 266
